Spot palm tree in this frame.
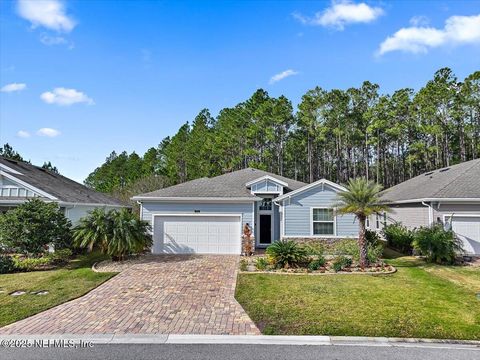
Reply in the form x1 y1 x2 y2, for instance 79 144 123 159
73 208 111 253
108 209 152 261
73 208 152 261
336 178 389 268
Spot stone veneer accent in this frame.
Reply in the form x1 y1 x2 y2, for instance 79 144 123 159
283 237 358 246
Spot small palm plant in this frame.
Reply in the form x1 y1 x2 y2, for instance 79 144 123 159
73 208 151 261
266 240 307 269
108 209 152 261
73 208 111 253
336 178 389 268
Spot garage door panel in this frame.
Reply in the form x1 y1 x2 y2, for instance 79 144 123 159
153 215 241 255
451 216 480 255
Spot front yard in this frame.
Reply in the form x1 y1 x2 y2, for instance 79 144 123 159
0 253 116 328
235 254 480 340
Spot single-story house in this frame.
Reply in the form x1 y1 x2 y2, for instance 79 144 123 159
0 156 126 224
132 168 358 255
379 158 480 255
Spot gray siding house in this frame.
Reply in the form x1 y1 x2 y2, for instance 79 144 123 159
0 157 126 224
133 168 358 255
379 159 480 255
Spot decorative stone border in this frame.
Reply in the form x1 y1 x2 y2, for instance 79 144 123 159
239 266 397 276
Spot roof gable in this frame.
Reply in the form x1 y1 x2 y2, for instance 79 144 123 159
0 157 125 206
274 179 346 202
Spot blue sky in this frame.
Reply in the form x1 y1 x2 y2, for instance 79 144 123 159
1 0 479 182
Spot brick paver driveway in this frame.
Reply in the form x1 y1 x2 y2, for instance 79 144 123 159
0 255 260 335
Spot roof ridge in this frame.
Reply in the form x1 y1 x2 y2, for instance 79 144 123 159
430 160 480 198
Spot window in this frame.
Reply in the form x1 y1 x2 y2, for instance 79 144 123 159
259 198 272 211
312 208 335 235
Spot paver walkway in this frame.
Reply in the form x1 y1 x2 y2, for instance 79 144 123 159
0 255 260 335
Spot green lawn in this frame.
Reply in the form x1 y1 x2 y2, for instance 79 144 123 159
235 255 480 340
0 253 116 328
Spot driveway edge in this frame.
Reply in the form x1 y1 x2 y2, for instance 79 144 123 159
1 334 479 349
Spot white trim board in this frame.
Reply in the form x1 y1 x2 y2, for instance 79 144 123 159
386 198 480 204
132 196 259 203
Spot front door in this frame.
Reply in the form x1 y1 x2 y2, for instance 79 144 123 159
259 214 272 245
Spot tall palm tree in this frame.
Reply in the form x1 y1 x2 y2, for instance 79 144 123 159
336 178 389 268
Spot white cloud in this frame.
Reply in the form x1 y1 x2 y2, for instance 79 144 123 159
16 130 31 138
269 70 299 84
40 87 94 106
410 15 430 27
378 14 480 55
1 83 27 93
39 33 75 49
293 1 384 30
17 0 76 32
37 128 61 137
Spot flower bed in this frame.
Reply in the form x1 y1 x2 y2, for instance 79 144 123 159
239 255 396 275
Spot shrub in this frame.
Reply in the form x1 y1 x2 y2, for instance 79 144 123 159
48 249 73 265
255 257 269 270
413 225 463 264
12 256 51 272
332 239 358 256
332 256 353 272
308 256 326 271
73 208 152 261
332 238 383 264
0 255 16 274
266 240 308 269
365 229 382 245
382 223 415 254
239 259 248 271
302 242 325 256
0 199 72 256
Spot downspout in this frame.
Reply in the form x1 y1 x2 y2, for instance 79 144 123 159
421 201 433 225
136 201 143 221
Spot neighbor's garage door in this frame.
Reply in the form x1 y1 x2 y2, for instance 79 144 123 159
451 216 480 255
152 215 241 254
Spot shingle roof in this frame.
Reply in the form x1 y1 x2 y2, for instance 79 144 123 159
0 157 125 206
134 168 306 199
380 158 480 203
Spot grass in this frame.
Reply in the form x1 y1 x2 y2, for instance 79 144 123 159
0 253 116 328
235 253 480 340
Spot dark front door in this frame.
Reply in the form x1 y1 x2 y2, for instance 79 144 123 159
259 214 272 244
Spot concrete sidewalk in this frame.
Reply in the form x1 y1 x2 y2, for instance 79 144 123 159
1 334 479 349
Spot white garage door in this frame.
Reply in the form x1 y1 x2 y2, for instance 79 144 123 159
451 216 480 255
152 215 241 254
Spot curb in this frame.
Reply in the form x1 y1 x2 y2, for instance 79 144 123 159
1 334 479 349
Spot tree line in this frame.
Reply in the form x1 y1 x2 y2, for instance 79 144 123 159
85 67 480 199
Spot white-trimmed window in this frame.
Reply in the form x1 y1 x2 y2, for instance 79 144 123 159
312 208 335 235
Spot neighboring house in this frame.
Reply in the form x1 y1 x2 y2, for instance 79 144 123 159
379 158 480 255
0 157 126 224
132 168 358 255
